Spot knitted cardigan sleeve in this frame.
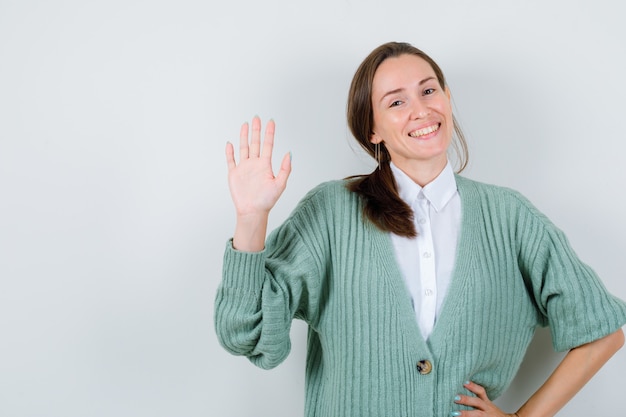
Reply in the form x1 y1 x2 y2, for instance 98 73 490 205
214 184 332 369
513 192 626 352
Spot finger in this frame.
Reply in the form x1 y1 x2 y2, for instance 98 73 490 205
249 116 262 157
225 141 236 170
239 122 249 159
275 151 292 189
260 119 276 160
454 394 485 410
464 381 489 401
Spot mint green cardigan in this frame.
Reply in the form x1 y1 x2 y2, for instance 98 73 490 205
215 176 626 417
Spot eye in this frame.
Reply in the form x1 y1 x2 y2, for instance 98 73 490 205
423 88 436 95
390 100 403 107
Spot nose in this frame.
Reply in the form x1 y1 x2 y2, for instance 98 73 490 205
410 99 430 119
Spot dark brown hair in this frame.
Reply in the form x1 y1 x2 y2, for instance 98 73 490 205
346 42 468 237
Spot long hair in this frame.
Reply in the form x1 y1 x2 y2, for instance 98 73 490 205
346 42 468 237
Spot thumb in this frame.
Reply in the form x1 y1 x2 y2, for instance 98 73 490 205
275 151 292 188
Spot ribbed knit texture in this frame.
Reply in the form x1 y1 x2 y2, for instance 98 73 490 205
215 176 626 417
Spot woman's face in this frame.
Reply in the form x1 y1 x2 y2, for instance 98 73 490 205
370 54 453 175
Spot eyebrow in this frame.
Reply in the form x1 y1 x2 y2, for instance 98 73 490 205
378 76 437 103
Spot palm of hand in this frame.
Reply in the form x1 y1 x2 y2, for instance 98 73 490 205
225 117 291 216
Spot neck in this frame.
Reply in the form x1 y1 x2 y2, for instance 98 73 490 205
394 158 448 187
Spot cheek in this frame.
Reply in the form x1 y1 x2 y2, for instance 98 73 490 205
437 103 453 130
379 113 404 132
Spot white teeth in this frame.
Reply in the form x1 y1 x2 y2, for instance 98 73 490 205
409 124 439 138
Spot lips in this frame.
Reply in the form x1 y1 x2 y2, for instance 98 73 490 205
409 123 440 138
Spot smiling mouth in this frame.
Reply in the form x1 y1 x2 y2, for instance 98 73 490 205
409 123 440 138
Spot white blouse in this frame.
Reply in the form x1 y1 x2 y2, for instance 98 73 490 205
389 161 461 340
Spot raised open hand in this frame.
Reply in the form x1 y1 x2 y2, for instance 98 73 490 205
225 116 292 218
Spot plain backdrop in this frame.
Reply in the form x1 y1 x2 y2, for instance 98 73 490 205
1 0 625 416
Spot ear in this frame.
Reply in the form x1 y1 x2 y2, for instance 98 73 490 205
445 86 451 100
370 132 382 144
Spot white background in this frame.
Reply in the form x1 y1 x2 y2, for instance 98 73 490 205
1 0 625 416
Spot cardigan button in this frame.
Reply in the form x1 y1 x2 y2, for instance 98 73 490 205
416 360 432 375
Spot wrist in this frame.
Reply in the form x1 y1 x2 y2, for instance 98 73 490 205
236 210 270 223
233 212 270 252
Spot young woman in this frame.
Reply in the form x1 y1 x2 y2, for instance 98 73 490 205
215 42 626 417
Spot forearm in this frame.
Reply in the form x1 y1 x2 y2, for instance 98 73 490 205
516 328 624 417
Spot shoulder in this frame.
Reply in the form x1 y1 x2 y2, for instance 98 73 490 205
455 175 539 212
269 180 363 252
455 175 559 234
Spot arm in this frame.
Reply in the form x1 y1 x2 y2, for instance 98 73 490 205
225 116 291 251
216 117 307 369
455 328 625 417
516 328 624 417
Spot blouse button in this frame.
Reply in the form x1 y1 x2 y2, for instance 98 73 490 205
416 360 432 375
